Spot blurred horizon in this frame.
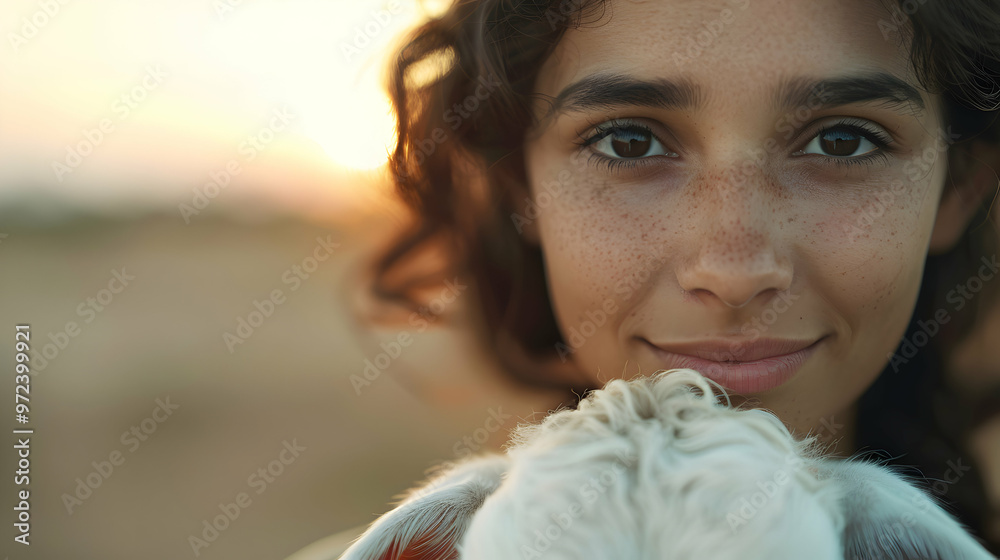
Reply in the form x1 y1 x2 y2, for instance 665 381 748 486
0 0 448 221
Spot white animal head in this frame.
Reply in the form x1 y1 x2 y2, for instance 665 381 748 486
340 369 994 560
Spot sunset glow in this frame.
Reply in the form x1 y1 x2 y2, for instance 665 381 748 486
0 0 449 209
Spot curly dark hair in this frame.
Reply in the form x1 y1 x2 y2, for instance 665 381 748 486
371 0 1000 551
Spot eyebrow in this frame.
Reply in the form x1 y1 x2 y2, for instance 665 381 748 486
544 71 925 118
775 73 925 114
547 74 702 116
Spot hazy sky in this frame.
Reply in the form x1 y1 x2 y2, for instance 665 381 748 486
0 0 443 216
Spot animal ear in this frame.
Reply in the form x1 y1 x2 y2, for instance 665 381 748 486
338 456 508 560
824 460 994 559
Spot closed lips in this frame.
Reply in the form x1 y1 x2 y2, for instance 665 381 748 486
647 337 822 362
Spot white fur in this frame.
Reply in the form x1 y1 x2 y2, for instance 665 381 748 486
339 369 995 560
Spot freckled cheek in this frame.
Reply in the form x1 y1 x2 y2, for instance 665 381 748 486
804 177 929 253
802 178 933 328
535 181 659 328
539 201 628 303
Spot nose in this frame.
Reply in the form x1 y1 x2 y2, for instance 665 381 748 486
674 168 793 309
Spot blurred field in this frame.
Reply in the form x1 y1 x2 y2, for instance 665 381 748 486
0 205 565 559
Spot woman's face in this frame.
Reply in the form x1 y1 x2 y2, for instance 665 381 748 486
522 0 951 442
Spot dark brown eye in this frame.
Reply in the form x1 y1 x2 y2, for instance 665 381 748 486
610 131 651 157
588 123 677 160
819 128 861 156
800 125 879 158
